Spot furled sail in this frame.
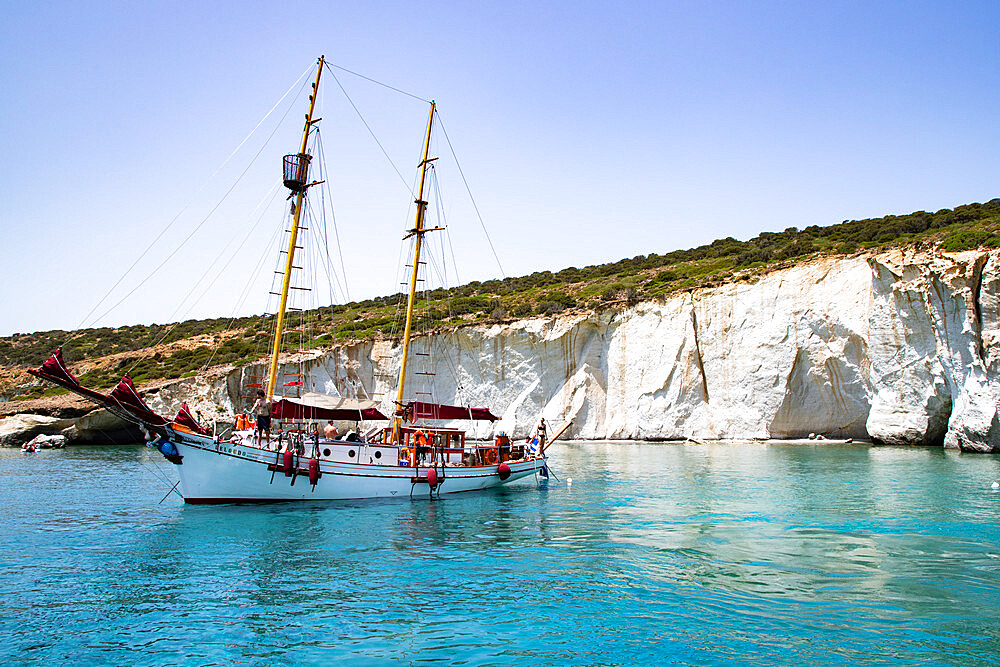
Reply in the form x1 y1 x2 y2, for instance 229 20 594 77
174 402 212 436
29 349 170 427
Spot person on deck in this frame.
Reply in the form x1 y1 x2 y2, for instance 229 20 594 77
415 429 430 463
251 390 273 448
536 418 547 450
323 420 339 440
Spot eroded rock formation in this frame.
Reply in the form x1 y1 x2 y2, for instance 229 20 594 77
4 248 998 452
269 248 996 451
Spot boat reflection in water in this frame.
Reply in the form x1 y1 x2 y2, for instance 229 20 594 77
3 441 997 663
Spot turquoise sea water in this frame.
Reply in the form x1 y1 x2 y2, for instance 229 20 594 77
2 441 999 665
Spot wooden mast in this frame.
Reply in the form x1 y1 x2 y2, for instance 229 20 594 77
266 56 325 401
392 101 437 443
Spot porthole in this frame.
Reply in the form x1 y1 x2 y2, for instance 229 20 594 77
323 448 331 457
348 449 356 458
374 451 382 459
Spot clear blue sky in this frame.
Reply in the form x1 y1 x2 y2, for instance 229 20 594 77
2 1 998 336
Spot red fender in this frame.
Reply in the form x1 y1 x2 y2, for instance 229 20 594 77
426 467 438 488
282 450 294 476
308 458 320 485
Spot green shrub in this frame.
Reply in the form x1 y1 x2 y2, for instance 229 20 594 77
940 230 997 252
537 301 565 315
4 197 999 395
509 303 531 317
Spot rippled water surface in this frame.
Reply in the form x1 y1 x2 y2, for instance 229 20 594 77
2 441 1000 665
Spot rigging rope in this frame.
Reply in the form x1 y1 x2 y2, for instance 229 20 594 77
325 62 431 104
90 75 310 332
69 61 503 427
435 113 506 279
187 181 284 319
314 131 350 302
67 64 314 341
326 67 414 195
127 179 284 375
202 218 285 369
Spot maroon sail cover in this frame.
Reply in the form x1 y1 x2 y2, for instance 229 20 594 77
109 375 170 425
111 375 155 414
38 348 80 386
174 402 212 436
400 401 498 422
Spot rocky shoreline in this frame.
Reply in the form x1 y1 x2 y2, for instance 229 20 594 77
0 405 143 449
2 247 998 452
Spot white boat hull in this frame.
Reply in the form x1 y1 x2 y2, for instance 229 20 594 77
168 429 547 503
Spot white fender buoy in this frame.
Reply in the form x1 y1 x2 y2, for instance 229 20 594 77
991 481 999 491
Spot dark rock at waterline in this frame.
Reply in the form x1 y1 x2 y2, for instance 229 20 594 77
0 414 76 448
0 408 140 447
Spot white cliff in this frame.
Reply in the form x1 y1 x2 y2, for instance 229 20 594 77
34 248 998 452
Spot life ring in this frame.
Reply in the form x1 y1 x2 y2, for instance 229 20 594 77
484 448 499 465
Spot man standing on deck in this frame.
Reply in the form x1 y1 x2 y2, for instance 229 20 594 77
323 420 339 440
251 390 273 448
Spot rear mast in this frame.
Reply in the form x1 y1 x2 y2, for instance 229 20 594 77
266 56 325 402
392 101 438 443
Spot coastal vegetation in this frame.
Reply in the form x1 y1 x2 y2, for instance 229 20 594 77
2 198 998 400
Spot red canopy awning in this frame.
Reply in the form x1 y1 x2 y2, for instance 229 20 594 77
399 401 498 422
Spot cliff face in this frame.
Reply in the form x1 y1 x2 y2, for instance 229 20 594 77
133 249 999 452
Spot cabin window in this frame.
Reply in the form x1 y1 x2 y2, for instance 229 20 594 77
348 449 356 458
323 448 331 457
374 451 382 459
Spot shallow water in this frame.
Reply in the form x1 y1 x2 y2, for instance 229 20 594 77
2 441 999 665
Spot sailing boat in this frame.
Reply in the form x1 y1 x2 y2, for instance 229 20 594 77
30 56 548 502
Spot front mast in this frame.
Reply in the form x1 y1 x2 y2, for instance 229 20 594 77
266 56 325 401
392 101 437 443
